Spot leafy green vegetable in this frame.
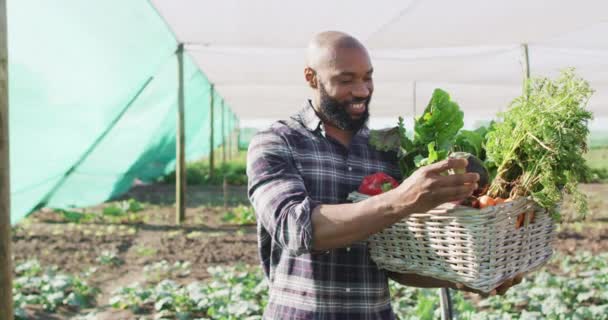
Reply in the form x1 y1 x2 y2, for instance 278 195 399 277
485 69 593 220
370 89 466 178
369 126 402 153
414 88 464 151
453 125 493 160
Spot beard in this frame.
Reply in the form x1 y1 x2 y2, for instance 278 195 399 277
317 82 370 132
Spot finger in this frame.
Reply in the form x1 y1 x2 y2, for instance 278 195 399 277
424 158 467 174
455 283 487 297
496 279 513 296
433 185 478 202
435 172 480 187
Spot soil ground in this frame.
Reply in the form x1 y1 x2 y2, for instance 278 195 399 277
11 183 608 319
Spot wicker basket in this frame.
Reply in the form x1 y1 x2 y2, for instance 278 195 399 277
348 192 556 293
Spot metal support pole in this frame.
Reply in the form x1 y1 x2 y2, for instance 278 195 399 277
439 288 454 320
175 43 186 224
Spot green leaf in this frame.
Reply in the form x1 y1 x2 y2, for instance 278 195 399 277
453 129 484 158
414 88 464 151
369 126 404 152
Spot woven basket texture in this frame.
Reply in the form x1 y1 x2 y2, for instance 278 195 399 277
348 192 556 292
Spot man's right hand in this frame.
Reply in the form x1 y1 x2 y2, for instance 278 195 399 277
390 158 480 215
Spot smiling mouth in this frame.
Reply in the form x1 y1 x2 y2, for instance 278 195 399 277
351 102 365 111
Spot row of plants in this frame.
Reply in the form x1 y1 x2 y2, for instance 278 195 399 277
162 152 248 186
52 198 146 224
13 251 607 319
12 260 99 319
106 252 608 319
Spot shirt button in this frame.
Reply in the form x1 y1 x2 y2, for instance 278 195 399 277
346 288 351 293
346 247 351 252
348 166 352 171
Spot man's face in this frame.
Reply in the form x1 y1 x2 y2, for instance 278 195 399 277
318 81 370 132
313 47 374 132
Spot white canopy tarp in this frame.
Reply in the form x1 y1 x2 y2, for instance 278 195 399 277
151 0 608 123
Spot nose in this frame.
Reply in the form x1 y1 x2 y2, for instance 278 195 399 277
352 82 371 99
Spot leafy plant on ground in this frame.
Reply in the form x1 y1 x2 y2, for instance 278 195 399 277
13 260 99 319
96 250 124 267
50 198 146 224
101 198 146 223
104 251 608 319
134 246 157 257
110 264 267 319
143 260 191 284
222 205 256 225
53 209 96 224
163 152 248 186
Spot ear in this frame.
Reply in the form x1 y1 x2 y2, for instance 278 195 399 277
304 67 318 89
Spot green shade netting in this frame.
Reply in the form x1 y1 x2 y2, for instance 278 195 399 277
8 0 237 223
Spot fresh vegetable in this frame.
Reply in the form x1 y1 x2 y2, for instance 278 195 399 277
515 210 535 229
369 89 465 178
448 152 489 196
485 69 593 221
358 172 399 196
453 126 492 161
478 195 496 209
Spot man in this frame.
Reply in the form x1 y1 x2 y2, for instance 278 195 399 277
247 31 520 319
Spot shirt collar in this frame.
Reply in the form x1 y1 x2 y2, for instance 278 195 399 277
298 100 324 133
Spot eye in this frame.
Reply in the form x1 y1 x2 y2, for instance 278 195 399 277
339 79 353 84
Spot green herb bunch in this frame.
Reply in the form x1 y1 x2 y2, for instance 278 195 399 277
485 69 594 220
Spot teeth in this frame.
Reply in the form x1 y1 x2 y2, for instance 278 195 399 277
352 103 364 110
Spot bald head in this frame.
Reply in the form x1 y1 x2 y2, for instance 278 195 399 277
306 31 368 70
303 31 373 134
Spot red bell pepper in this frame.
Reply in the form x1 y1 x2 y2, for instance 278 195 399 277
358 172 399 196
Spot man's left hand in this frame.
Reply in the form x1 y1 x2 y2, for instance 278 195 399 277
454 273 525 297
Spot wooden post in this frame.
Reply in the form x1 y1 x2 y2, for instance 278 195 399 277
0 0 14 317
236 119 241 155
175 43 186 224
521 43 531 98
221 100 226 165
228 112 234 161
209 84 215 180
223 176 228 209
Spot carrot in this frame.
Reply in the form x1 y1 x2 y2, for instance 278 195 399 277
516 213 525 229
478 195 496 208
515 209 535 229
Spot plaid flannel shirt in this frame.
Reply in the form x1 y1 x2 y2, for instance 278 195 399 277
247 101 402 319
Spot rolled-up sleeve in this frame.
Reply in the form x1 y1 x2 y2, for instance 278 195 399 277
247 130 319 256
